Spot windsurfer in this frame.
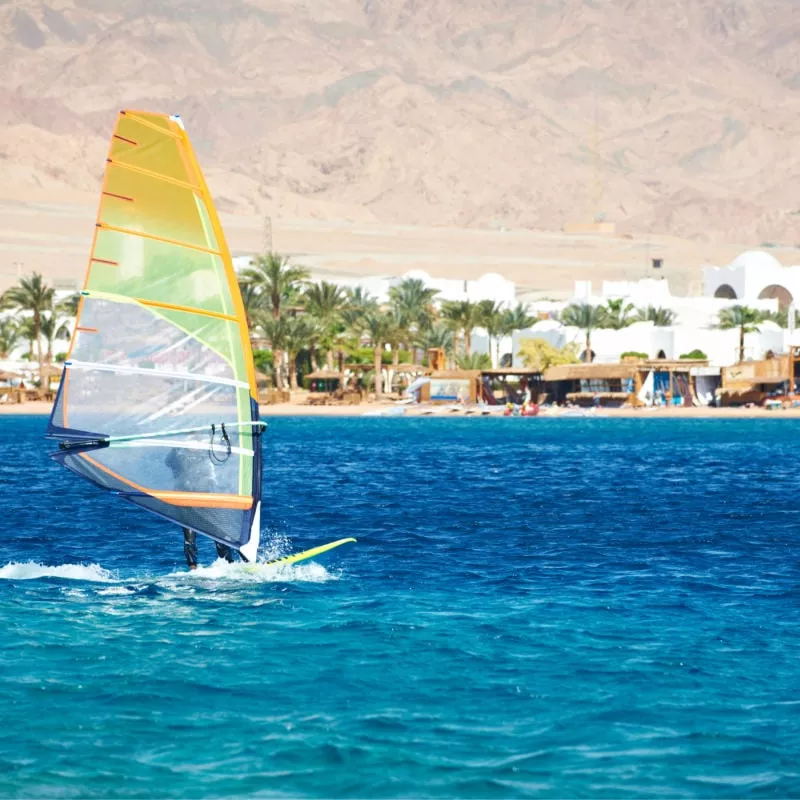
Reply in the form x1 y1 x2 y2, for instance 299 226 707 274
182 527 234 570
166 445 237 569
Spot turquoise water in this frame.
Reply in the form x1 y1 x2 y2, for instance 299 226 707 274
1 416 798 797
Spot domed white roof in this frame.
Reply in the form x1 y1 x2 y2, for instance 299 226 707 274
729 251 782 271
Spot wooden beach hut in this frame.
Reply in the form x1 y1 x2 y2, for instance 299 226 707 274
479 368 544 406
419 370 480 404
545 358 708 408
718 348 800 406
544 363 640 407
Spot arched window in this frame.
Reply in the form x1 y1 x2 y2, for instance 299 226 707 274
714 284 737 299
758 284 793 310
579 349 596 363
656 349 667 359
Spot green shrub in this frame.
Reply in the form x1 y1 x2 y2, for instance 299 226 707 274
620 351 648 360
680 349 707 360
252 349 274 373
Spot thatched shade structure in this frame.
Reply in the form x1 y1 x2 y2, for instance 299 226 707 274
39 364 64 378
392 363 427 374
306 369 342 380
306 369 341 393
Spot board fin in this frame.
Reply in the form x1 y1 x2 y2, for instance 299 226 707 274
265 538 356 567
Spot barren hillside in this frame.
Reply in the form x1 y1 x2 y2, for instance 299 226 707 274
2 0 799 243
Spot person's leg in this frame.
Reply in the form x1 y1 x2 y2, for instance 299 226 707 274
183 528 198 570
215 541 235 563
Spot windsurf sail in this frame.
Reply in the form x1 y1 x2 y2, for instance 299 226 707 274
46 110 263 562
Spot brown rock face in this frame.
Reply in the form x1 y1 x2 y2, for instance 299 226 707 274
3 0 800 243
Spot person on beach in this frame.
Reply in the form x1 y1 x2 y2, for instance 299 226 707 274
165 445 236 570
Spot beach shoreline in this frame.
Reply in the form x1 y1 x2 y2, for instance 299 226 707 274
3 400 800 419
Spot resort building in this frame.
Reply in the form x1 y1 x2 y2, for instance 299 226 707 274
512 250 800 369
543 359 706 408
704 250 800 309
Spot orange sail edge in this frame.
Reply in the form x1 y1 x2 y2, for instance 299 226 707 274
78 453 253 510
150 491 254 510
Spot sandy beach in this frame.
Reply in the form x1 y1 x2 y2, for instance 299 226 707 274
3 400 800 419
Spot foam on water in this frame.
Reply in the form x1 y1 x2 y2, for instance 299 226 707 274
165 557 337 583
0 561 116 582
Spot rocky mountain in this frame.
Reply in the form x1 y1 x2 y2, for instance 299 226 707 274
2 0 799 243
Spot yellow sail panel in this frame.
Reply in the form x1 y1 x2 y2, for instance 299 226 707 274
109 114 196 186
179 123 258 397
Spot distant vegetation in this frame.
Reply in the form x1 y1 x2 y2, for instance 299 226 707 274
0 273 78 385
717 305 764 364
239 252 538 395
518 339 579 371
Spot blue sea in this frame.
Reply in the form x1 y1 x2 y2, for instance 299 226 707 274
0 415 798 798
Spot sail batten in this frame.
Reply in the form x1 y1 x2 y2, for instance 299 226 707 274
65 360 250 389
48 110 262 557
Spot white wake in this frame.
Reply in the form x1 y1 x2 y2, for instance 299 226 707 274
0 558 336 586
165 557 337 583
0 562 116 582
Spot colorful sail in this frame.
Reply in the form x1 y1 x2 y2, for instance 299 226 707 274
46 110 263 562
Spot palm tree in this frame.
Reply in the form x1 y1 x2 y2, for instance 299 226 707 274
461 302 485 357
238 279 264 329
282 315 316 390
718 305 764 363
241 252 309 320
441 300 485 356
636 305 676 326
477 300 505 367
456 352 491 370
1 273 54 386
604 298 636 329
388 279 439 362
302 316 327 372
361 310 395 399
0 318 19 359
385 307 409 368
388 279 439 327
345 286 379 314
501 303 536 334
242 253 309 388
39 312 71 363
760 308 800 329
417 322 455 360
304 281 347 368
559 303 607 363
17 317 37 362
492 303 537 367
57 292 81 317
256 314 288 390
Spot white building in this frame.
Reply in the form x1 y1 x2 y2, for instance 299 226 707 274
514 250 800 368
704 250 800 308
235 249 800 370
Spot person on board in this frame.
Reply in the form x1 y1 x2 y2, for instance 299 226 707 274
182 528 234 570
165 444 237 570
